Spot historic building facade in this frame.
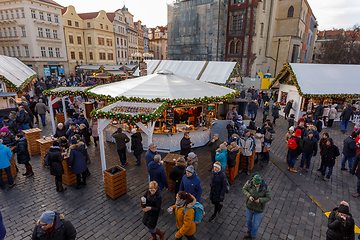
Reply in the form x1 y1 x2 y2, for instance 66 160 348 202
148 26 168 60
122 6 138 64
0 0 69 77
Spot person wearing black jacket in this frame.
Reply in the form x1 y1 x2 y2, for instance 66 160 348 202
320 138 340 181
180 132 193 160
131 129 143 165
341 132 358 172
141 181 164 240
169 157 187 198
208 161 227 222
326 201 355 240
227 142 239 185
14 133 34 177
287 129 303 173
283 100 293 120
16 106 30 130
54 123 67 139
1 116 17 134
295 121 306 139
0 127 16 147
47 141 66 192
340 104 354 133
351 152 360 198
299 131 317 171
29 97 39 125
314 104 324 123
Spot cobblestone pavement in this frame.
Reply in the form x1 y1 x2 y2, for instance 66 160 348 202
0 109 359 239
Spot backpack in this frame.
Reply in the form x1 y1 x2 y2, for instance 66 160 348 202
184 202 205 224
264 129 275 142
288 137 298 150
44 153 50 166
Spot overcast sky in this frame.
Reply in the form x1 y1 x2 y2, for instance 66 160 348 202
56 0 360 30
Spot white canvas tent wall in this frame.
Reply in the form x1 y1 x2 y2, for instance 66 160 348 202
0 55 36 89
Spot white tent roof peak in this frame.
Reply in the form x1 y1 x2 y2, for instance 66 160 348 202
0 55 36 88
89 72 236 99
156 69 174 75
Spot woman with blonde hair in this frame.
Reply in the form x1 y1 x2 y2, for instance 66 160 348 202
141 181 164 240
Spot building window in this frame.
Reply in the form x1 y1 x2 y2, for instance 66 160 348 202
291 44 299 62
107 53 113 60
7 47 11 56
236 41 242 53
2 47 5 55
100 24 103 29
8 28 12 37
124 39 126 46
287 6 294 18
69 35 74 44
13 27 17 37
77 36 81 44
3 28 7 37
47 13 52 21
89 52 93 60
106 39 112 46
121 38 123 46
106 25 108 30
229 41 235 54
125 52 126 58
48 47 54 57
99 52 106 60
88 37 92 45
185 12 189 36
121 51 124 58
12 47 16 56
232 15 244 31
260 23 264 37
117 50 120 58
21 9 25 18
79 52 83 60
98 37 104 45
68 20 72 26
5 11 9 19
17 46 21 57
10 10 14 19
25 46 29 57
41 47 46 57
0 29 2 37
263 0 266 11
55 48 60 57
38 28 43 37
0 11 3 20
117 38 119 45
87 22 90 28
39 12 44 20
21 27 26 37
75 21 79 27
45 29 51 38
53 30 58 39
54 15 59 23
70 51 75 59
16 10 19 18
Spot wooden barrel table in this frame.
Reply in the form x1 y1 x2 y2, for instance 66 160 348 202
22 128 42 156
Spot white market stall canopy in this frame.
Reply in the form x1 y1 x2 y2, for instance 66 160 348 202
0 55 36 88
78 65 137 71
270 63 360 97
49 86 90 93
133 60 238 84
96 101 163 116
89 70 236 99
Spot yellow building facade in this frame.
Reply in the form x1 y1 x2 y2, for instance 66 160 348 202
62 5 116 74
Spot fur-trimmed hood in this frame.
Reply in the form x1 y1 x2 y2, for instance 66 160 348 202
254 133 264 139
229 145 239 152
186 193 197 208
69 141 84 150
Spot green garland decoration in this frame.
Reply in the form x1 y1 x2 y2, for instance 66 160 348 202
0 74 37 91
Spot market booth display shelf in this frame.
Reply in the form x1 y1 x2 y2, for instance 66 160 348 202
104 166 127 199
1 147 17 182
36 137 57 168
22 128 42 156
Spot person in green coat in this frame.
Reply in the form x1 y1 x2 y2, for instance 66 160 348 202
271 102 281 125
242 175 271 239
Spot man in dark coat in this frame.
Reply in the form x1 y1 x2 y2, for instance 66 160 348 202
14 133 34 177
326 202 355 240
179 165 202 202
283 100 293 119
131 129 143 165
351 152 360 197
148 155 168 193
54 123 67 139
180 132 193 160
341 132 358 172
29 97 39 124
340 104 354 133
169 157 187 198
1 116 17 134
32 211 76 240
69 138 87 189
314 103 324 123
78 123 91 146
145 143 158 170
16 106 31 130
320 138 340 181
47 141 66 192
295 121 306 140
208 162 227 222
112 128 130 167
75 113 89 128
247 100 256 120
300 131 317 171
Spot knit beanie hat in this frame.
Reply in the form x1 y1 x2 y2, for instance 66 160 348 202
253 174 262 185
0 127 8 133
40 211 55 224
219 143 227 150
186 165 195 174
53 141 59 147
188 152 196 159
337 204 349 215
295 129 302 137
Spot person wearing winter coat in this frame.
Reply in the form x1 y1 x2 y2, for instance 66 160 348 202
0 127 16 147
247 100 257 119
16 106 30 130
34 99 49 127
46 141 66 192
322 105 330 126
328 105 338 128
208 161 227 222
131 128 143 165
227 142 239 184
89 118 99 147
294 121 306 140
305 123 320 141
262 102 270 123
208 134 223 165
215 142 228 169
226 121 235 140
141 181 164 240
180 132 193 160
31 211 76 240
314 104 324 123
320 138 340 181
271 102 280 125
29 97 39 125
242 174 271 239
239 130 256 175
263 121 275 163
145 143 158 170
14 133 34 177
283 100 293 119
54 123 67 139
326 201 355 240
285 126 294 152
170 157 187 198
68 137 87 189
66 123 79 143
341 132 359 172
288 114 295 128
78 123 91 146
112 128 130 167
170 191 197 240
148 155 168 192
254 129 264 163
1 116 17 134
75 113 89 128
179 165 202 202
300 131 318 171
317 133 330 172
351 152 360 198
287 129 303 173
0 139 15 189
227 133 240 146
340 104 354 133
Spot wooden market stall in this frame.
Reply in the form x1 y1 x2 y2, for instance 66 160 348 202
270 63 360 121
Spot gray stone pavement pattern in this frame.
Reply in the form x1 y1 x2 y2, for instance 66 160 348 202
0 108 358 239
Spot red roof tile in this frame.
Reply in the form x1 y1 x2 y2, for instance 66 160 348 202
61 7 67 15
78 12 100 20
106 13 115 22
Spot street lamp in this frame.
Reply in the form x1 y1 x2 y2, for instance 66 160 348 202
143 52 149 60
149 53 154 60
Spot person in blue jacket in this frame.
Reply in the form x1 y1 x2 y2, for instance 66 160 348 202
0 210 6 240
215 143 228 169
0 139 15 189
68 137 87 189
179 165 203 202
148 155 168 194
